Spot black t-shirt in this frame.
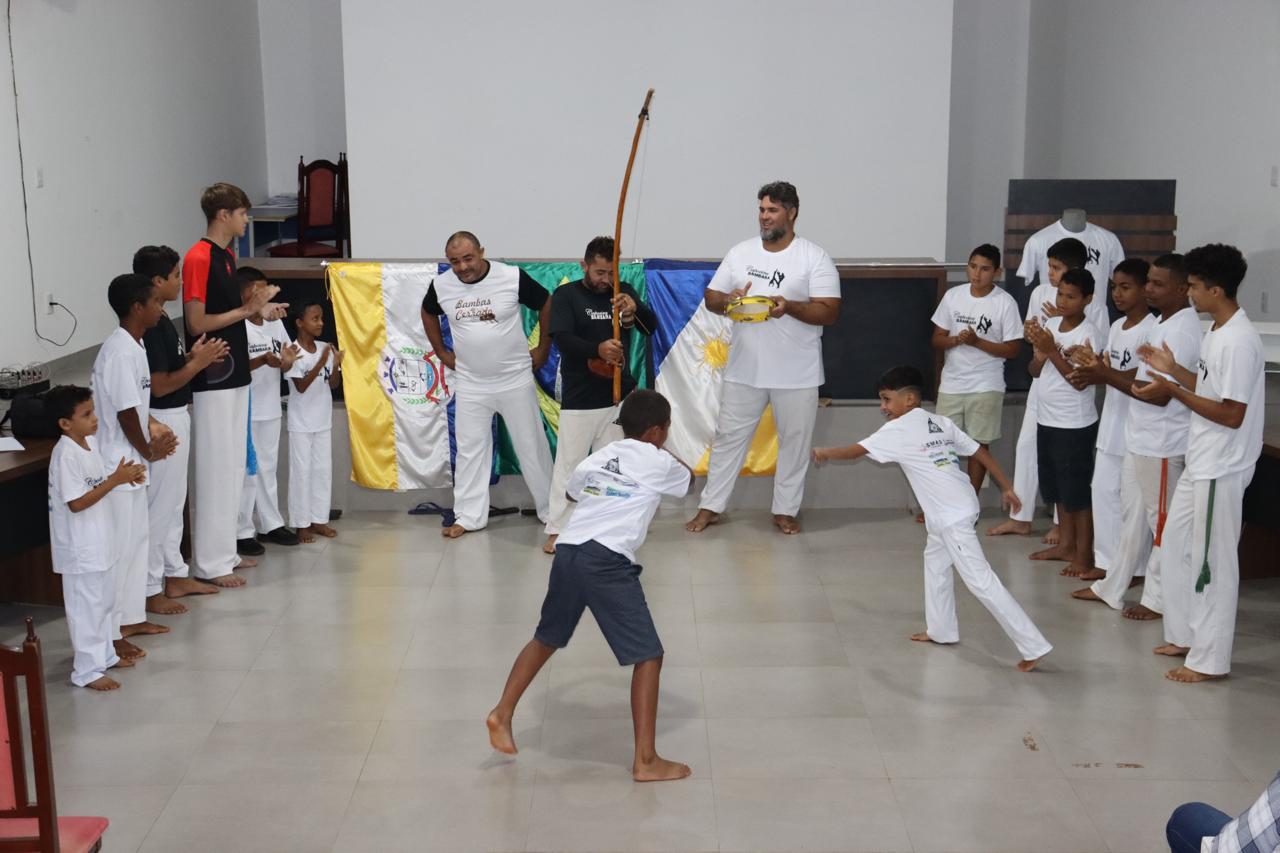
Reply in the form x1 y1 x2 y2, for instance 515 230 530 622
142 314 191 409
549 280 657 410
182 238 250 392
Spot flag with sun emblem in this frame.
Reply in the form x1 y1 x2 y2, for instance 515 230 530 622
646 260 779 476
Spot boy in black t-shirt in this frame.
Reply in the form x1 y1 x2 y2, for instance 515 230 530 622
136 245 229 613
542 236 657 554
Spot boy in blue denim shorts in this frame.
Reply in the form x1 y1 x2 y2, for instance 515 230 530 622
487 389 693 782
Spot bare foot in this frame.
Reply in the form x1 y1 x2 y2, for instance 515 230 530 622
1122 604 1161 621
1017 653 1047 672
1165 665 1224 683
910 632 955 645
633 755 692 782
312 523 338 538
684 509 721 533
146 592 187 615
114 639 146 660
773 514 801 535
85 675 120 691
208 574 247 588
236 557 258 569
166 576 219 598
441 524 468 539
486 710 517 755
987 519 1031 537
109 656 135 669
1075 567 1106 581
1059 563 1098 578
1070 587 1104 602
298 525 317 543
121 621 170 637
1030 545 1072 561
542 534 558 555
1042 524 1061 545
915 512 925 524
1154 643 1189 657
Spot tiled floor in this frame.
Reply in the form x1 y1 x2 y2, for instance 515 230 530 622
3 507 1279 852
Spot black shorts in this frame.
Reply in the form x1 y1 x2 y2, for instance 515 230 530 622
534 540 664 666
1037 422 1098 512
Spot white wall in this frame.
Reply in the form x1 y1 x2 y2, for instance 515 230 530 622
258 0 347 196
341 0 955 260
1023 0 1280 316
0 0 267 368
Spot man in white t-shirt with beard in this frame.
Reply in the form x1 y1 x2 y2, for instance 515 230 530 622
686 181 841 536
421 231 555 539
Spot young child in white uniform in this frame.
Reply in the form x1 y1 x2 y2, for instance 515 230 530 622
286 303 343 542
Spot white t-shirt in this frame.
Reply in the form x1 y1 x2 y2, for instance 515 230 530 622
931 284 1023 394
285 343 334 433
48 435 113 575
1018 220 1123 327
424 261 546 394
1035 316 1105 429
706 236 840 389
1185 309 1266 482
858 407 980 532
557 438 691 562
1025 279 1109 338
246 319 291 422
1096 313 1156 454
91 326 151 490
1125 306 1203 458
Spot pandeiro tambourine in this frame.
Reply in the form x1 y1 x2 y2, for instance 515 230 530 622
725 295 775 323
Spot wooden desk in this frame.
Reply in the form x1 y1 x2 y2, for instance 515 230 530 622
244 204 299 257
0 438 60 606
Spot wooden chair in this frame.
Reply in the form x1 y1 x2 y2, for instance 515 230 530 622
268 154 351 258
0 619 107 853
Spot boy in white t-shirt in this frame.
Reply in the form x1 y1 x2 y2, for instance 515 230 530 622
930 243 1023 493
1134 244 1265 683
487 390 695 781
812 366 1051 671
285 302 343 543
93 274 180 662
1065 259 1156 580
46 386 147 690
1024 269 1106 578
237 268 300 551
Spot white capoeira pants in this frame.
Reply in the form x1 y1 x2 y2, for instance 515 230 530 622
1090 450 1124 570
699 382 818 517
288 428 332 529
107 487 149 637
1007 392 1040 523
62 570 119 687
191 386 249 579
924 519 1052 661
453 381 553 531
239 417 285 537
147 406 190 595
1090 452 1181 611
1159 466 1252 676
545 405 622 535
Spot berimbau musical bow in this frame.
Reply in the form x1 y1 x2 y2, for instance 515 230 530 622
612 87 655 404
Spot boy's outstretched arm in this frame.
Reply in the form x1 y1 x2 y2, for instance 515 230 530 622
811 443 869 464
971 446 1022 516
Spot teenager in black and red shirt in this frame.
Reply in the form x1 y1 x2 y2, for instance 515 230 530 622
182 183 284 588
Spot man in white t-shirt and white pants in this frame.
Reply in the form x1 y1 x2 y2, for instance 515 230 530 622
1134 244 1264 683
686 182 841 536
421 231 555 539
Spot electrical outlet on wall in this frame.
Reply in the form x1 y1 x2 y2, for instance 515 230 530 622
45 293 56 315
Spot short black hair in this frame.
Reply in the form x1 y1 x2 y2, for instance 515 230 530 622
757 181 799 211
1046 237 1088 270
445 230 481 252
877 365 924 396
236 266 268 290
290 300 324 330
1185 243 1248 299
1059 268 1095 297
1112 258 1150 284
107 273 155 319
617 389 671 438
584 236 614 264
45 384 93 424
132 245 180 280
1152 253 1188 282
969 244 1001 268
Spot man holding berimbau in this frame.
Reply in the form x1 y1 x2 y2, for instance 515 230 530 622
686 181 841 535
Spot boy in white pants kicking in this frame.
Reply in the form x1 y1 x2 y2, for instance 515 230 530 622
286 302 342 542
813 365 1052 671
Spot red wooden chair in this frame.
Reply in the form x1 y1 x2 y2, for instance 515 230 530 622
267 154 351 258
0 619 107 853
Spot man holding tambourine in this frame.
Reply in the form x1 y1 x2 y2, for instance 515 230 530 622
687 181 841 535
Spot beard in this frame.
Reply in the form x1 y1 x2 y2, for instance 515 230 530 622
760 225 787 242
